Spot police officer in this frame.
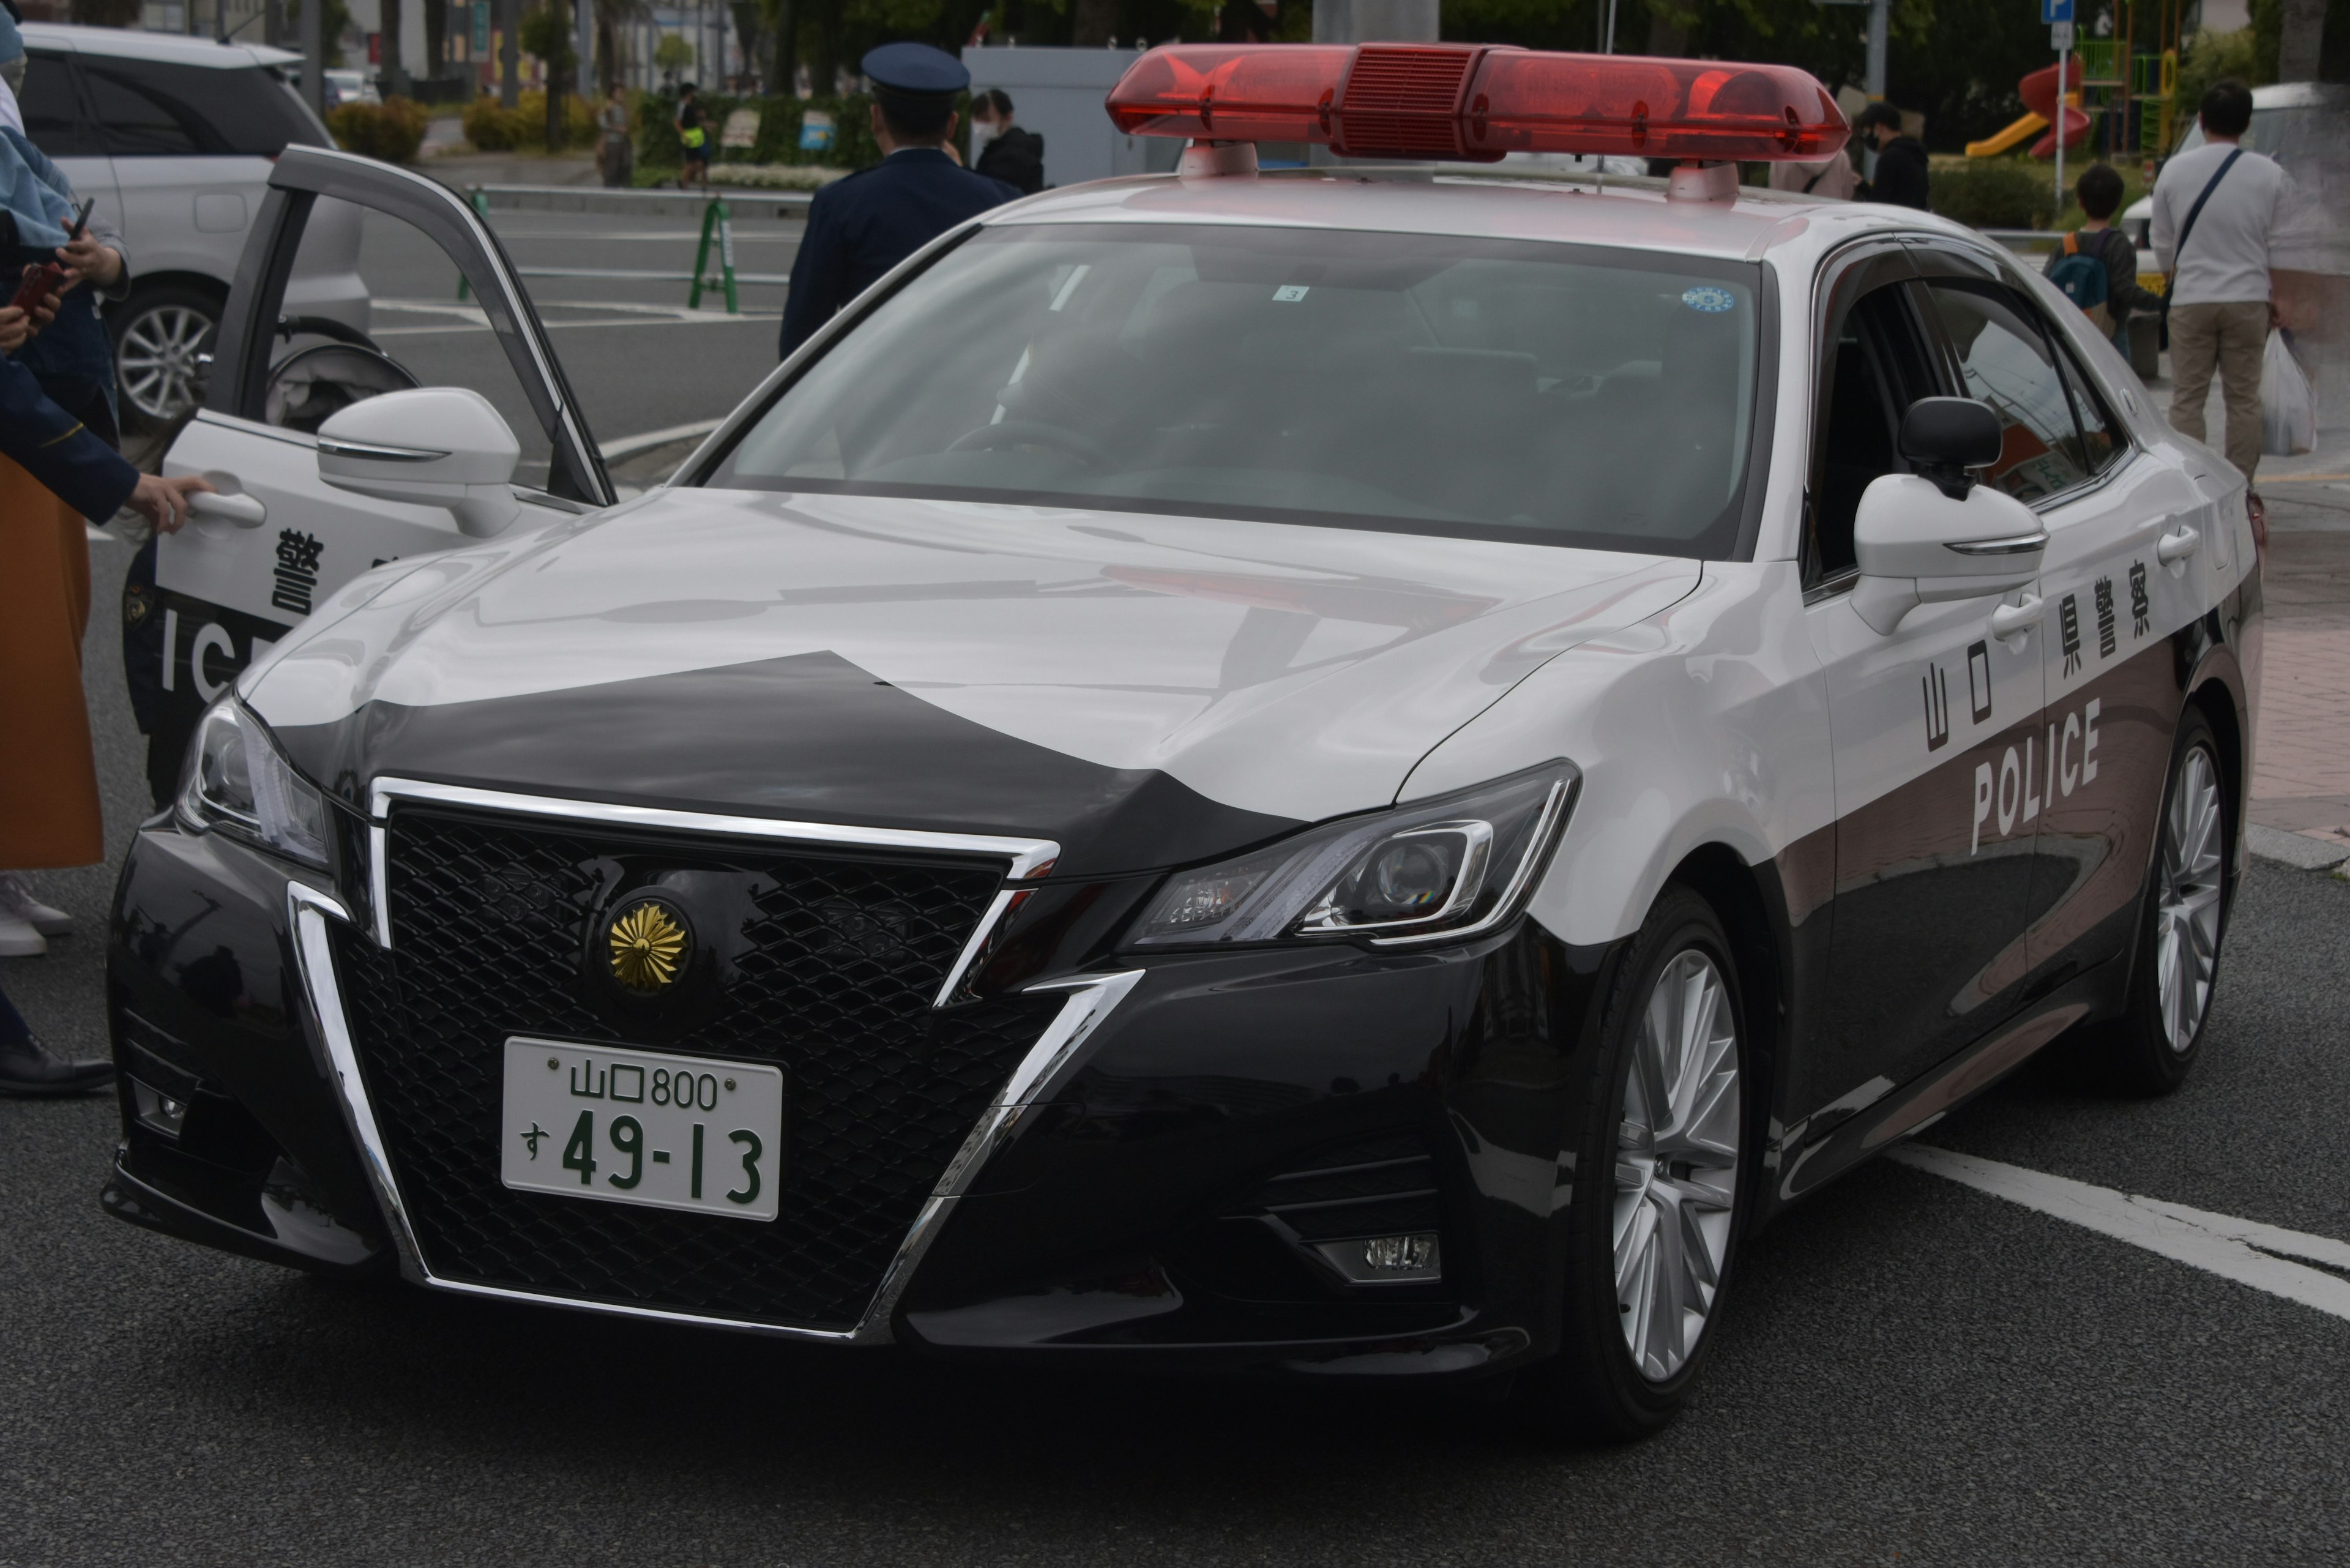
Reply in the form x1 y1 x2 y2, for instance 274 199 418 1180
777 42 1021 359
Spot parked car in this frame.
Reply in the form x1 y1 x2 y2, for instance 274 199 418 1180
324 67 379 108
17 23 370 428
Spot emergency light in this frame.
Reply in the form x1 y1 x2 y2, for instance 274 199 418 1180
1105 43 1848 165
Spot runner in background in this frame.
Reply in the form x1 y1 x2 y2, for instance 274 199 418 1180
674 83 709 190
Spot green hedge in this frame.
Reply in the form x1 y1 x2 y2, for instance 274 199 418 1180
1929 156 2057 231
633 91 889 175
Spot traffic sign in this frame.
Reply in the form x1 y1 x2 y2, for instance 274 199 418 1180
2041 0 2074 22
2052 20 2075 48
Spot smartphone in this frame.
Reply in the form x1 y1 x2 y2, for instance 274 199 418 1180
9 199 97 316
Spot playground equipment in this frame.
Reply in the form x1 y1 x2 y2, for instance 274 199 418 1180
1966 58 2087 157
1963 0 2182 165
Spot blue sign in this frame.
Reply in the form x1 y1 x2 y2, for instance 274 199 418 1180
2041 0 2073 22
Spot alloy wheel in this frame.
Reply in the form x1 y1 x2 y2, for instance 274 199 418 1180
1613 949 1741 1383
118 304 215 422
2155 744 2225 1053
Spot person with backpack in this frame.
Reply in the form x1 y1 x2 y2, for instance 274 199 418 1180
2051 164 2162 347
2150 77 2289 483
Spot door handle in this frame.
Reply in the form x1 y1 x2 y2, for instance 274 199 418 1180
1989 594 2042 644
2157 525 2200 564
190 491 267 529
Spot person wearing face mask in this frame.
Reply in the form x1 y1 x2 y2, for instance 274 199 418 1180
968 89 1043 196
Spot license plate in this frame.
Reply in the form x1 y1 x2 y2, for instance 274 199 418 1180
500 1038 785 1221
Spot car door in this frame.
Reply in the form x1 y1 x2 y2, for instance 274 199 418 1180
1911 258 2211 982
15 43 124 245
152 146 614 782
1800 243 2047 1116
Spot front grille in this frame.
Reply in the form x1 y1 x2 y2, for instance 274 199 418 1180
334 807 1062 1329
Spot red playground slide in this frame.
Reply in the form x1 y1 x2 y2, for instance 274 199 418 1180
2022 56 2090 158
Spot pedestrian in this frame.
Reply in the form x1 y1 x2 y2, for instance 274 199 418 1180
1852 102 1930 211
2056 162 2161 347
599 83 634 189
0 81 135 956
969 88 1044 195
1769 146 1857 201
674 81 709 190
776 43 1020 360
1 315 212 1092
2151 77 2289 488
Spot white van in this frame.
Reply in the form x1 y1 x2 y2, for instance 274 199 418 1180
17 23 368 428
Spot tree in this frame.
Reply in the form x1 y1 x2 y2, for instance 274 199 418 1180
522 0 576 145
2278 0 2328 80
381 0 408 94
655 29 696 78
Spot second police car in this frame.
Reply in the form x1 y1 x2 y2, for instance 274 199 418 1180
115 43 2258 1438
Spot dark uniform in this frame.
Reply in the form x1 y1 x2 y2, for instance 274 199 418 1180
1 353 137 521
777 43 1021 360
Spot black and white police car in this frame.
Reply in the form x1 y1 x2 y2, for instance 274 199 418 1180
115 43 2259 1436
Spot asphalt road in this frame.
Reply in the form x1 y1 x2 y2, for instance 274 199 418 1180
4 559 2349 1564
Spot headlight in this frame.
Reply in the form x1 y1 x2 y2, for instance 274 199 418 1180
1127 763 1576 949
177 699 330 869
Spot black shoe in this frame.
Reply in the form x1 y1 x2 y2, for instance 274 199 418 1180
0 1035 114 1097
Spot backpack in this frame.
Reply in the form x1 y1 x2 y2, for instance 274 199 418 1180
2050 230 2112 333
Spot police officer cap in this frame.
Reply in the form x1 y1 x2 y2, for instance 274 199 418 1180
861 42 969 100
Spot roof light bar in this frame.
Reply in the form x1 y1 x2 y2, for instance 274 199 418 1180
1105 43 1849 165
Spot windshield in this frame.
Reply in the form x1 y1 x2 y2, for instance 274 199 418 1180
703 222 1766 556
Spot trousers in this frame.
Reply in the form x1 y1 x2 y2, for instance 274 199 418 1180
2167 299 2269 481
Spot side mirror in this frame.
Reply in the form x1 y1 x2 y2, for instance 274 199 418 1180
316 386 522 537
1851 474 2046 635
1898 395 2005 500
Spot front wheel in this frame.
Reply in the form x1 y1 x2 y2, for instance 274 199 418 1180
2083 707 2231 1096
1516 886 1750 1440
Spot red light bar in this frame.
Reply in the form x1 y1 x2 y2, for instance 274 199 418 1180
1105 43 1849 163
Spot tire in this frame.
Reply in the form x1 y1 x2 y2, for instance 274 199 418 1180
1515 886 1753 1440
2084 707 2231 1097
111 282 224 431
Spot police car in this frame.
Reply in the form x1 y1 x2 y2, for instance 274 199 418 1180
116 43 2259 1438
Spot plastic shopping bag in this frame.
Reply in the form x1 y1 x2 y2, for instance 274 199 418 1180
2261 329 2317 458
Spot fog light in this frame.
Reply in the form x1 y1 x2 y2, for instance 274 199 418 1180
131 1080 189 1139
1313 1231 1442 1284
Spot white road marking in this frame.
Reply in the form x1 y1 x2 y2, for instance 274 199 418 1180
1892 1144 2350 1323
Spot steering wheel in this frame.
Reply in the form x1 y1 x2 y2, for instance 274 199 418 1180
946 419 1113 469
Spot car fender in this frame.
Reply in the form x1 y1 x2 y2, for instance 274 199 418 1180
1397 561 1831 949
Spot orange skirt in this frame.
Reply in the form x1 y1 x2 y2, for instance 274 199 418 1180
0 453 102 869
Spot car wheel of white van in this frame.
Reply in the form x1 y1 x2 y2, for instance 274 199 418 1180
1516 886 1750 1441
2086 707 2230 1097
112 283 223 430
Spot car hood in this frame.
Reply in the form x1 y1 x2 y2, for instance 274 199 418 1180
248 489 1699 875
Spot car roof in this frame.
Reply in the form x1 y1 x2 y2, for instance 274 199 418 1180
20 22 298 69
2251 81 2350 110
984 165 1972 264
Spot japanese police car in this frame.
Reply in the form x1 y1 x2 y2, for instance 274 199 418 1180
116 43 2259 1437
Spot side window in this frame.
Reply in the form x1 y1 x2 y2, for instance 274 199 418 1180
81 61 329 158
1922 280 2092 502
1809 280 1939 581
2053 342 2125 475
263 193 600 503
17 52 105 159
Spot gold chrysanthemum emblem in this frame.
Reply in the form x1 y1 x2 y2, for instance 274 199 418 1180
608 902 687 992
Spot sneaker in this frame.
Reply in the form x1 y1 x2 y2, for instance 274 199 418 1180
0 873 70 937
0 913 45 958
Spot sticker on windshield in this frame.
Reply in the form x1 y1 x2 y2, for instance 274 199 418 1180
1272 285 1310 302
1681 285 1737 314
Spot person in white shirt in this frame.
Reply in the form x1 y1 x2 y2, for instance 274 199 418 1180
2149 77 2288 483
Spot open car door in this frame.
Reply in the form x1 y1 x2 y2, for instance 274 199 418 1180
148 146 613 793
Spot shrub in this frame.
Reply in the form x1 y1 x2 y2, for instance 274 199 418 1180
328 97 428 163
707 162 851 190
1929 156 2056 230
463 90 596 152
634 92 883 176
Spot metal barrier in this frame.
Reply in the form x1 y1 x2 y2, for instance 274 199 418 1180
457 183 814 313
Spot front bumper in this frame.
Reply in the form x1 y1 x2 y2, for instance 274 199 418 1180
105 815 1622 1380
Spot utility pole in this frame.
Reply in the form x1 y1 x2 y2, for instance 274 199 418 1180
576 0 595 100
2046 0 2075 222
300 0 326 119
499 0 520 107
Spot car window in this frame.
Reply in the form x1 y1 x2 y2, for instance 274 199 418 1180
268 199 573 496
80 59 330 158
705 222 1767 557
17 51 104 159
1922 280 2091 502
2052 340 2125 476
1810 278 1940 582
